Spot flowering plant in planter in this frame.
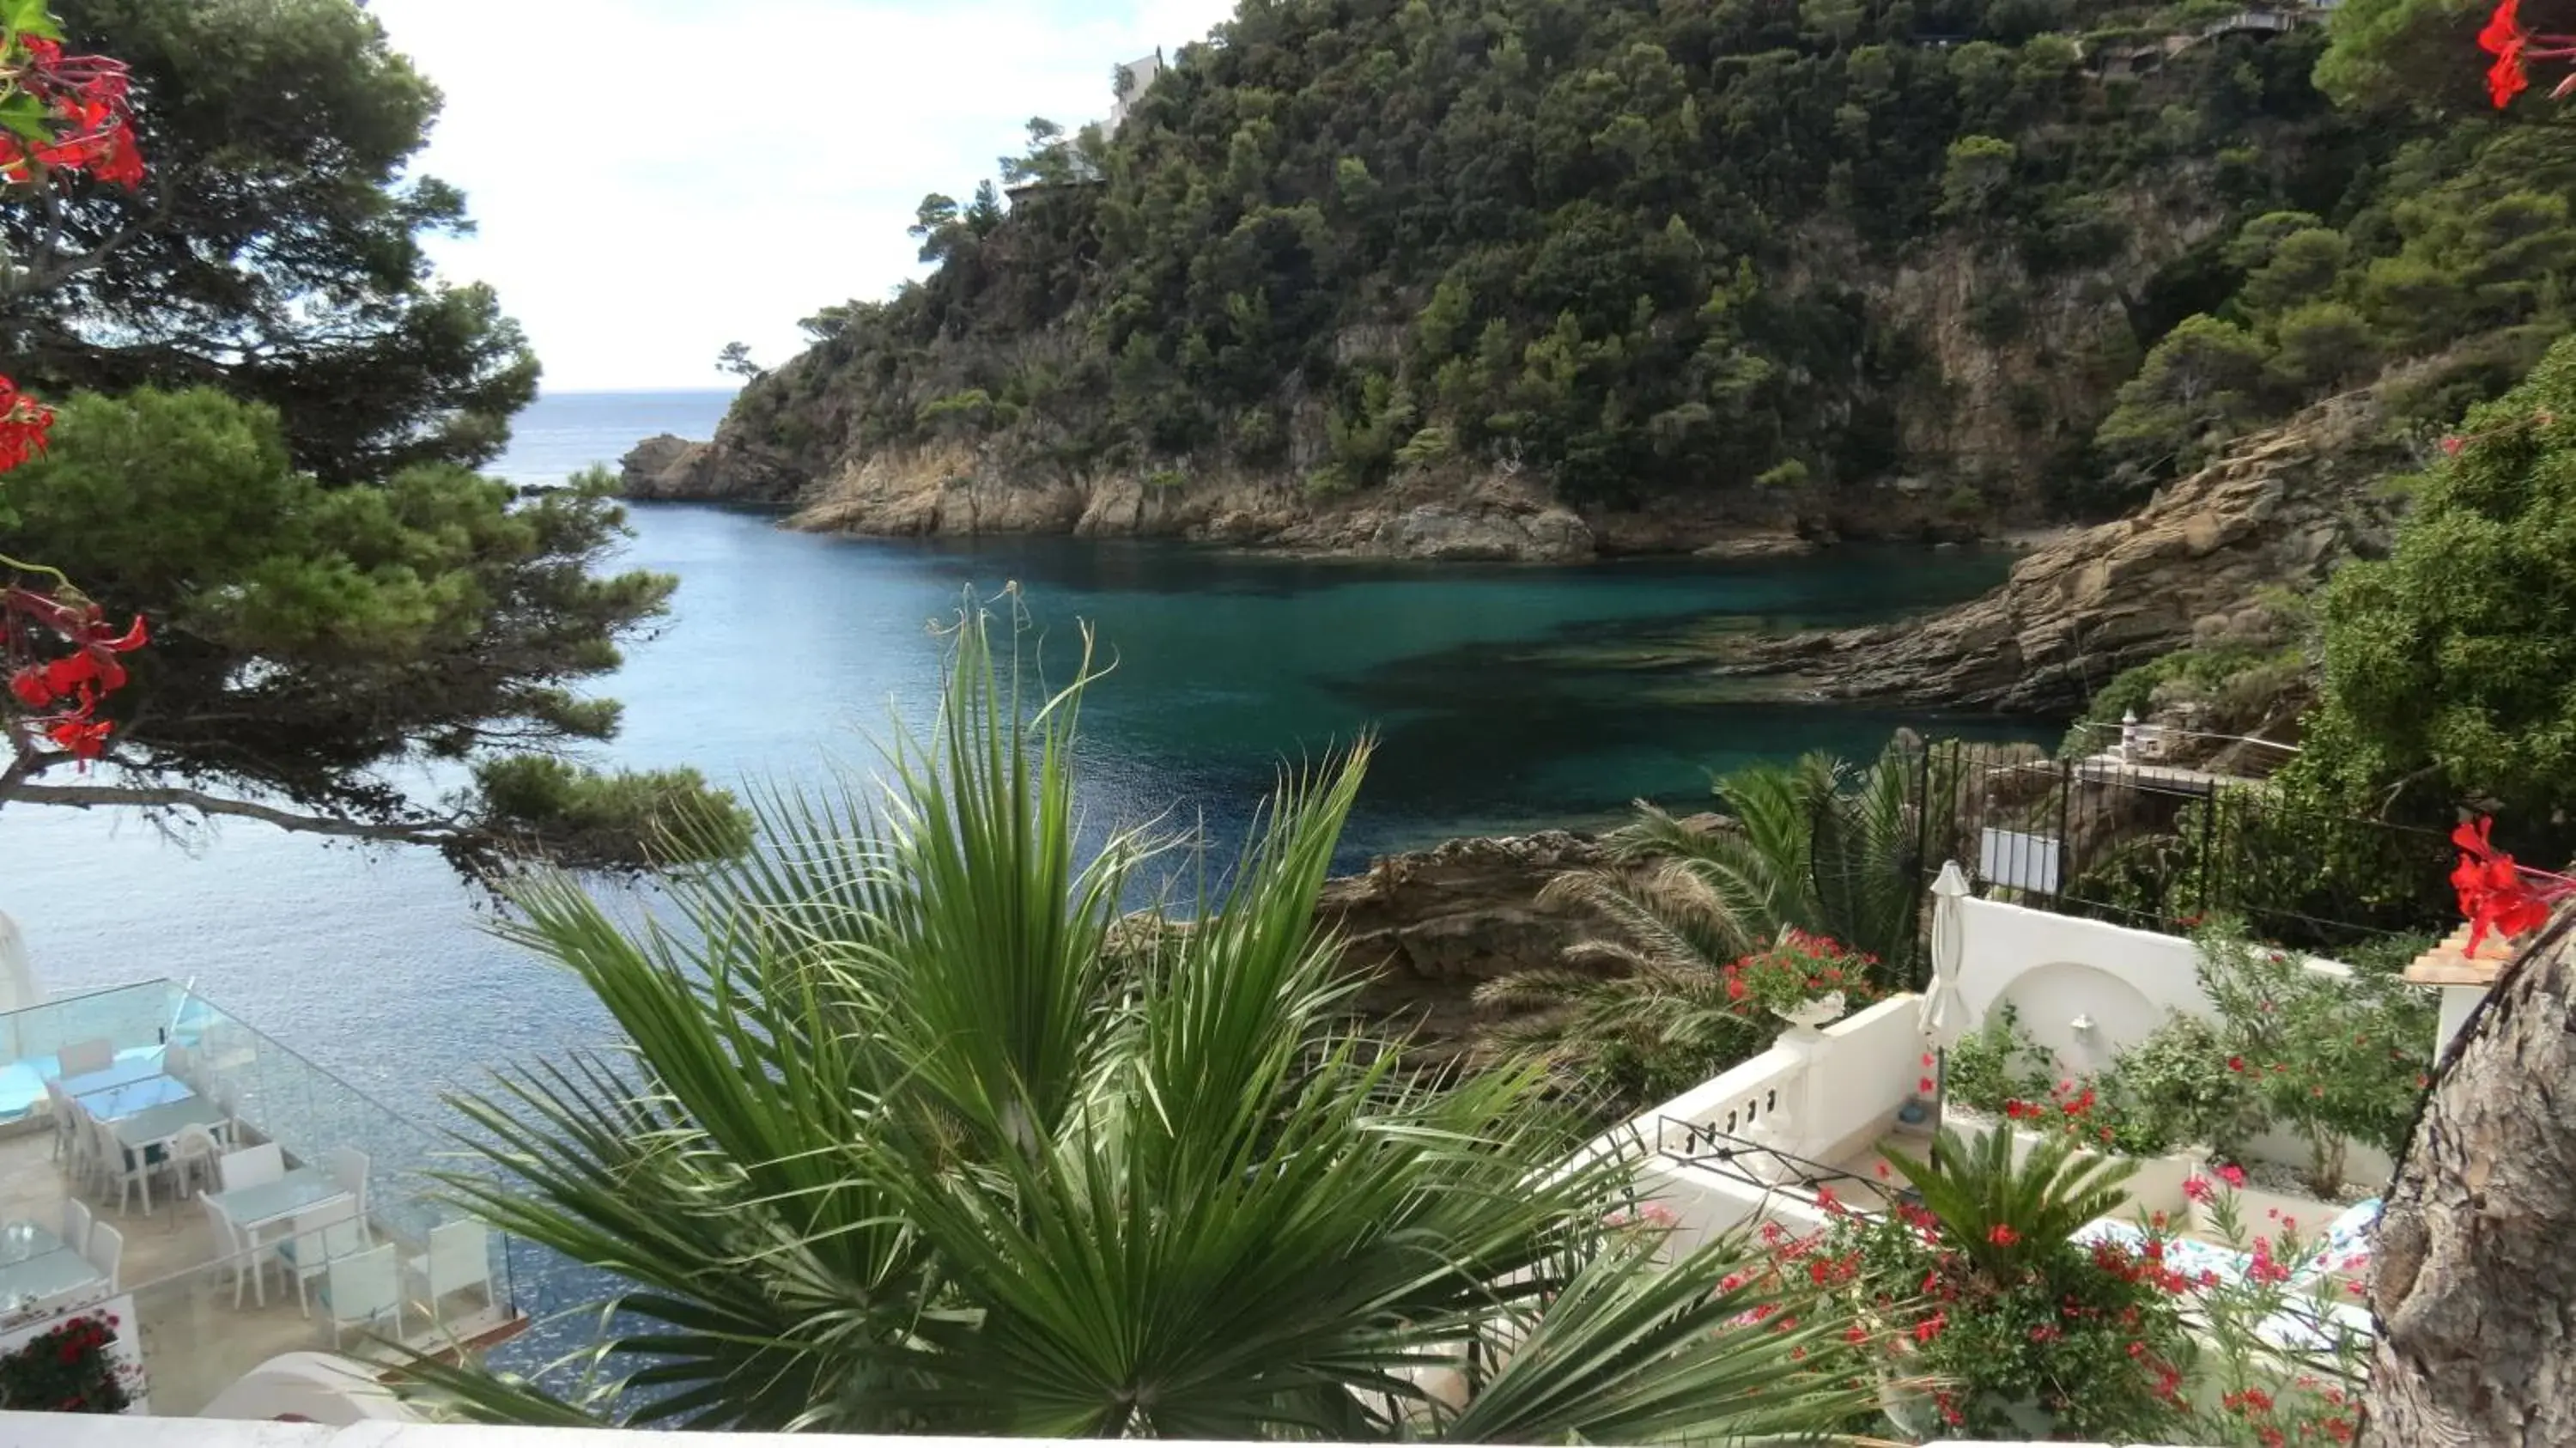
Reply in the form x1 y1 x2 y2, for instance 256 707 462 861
2193 922 2435 1197
1722 928 1883 1025
2161 1176 2373 1446
0 1311 137 1414
1772 1126 2198 1440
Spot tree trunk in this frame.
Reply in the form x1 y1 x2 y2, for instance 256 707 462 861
2362 910 2576 1446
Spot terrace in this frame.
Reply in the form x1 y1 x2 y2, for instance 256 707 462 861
0 981 521 1415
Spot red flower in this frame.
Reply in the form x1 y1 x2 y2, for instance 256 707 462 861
2184 1175 2212 1202
2227 1055 2245 1073
2452 817 2565 957
2484 0 2531 107
2216 1163 2246 1188
1725 974 1747 1001
0 375 53 472
1917 1075 1935 1093
1987 1224 2020 1246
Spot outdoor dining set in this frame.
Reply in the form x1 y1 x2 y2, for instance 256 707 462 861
2 1037 493 1348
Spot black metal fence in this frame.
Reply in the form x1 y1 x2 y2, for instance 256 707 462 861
1882 738 2456 970
1653 1116 1906 1211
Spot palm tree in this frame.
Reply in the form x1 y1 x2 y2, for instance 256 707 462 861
404 599 1878 1439
1475 751 1921 1118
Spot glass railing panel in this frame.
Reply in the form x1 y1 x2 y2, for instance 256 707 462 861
0 981 188 1123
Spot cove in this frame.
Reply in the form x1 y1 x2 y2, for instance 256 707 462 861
0 503 2046 1119
606 507 2050 860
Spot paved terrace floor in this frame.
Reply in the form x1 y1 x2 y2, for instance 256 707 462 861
0 1131 498 1416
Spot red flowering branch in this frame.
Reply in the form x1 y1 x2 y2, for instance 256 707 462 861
0 26 143 188
2451 817 2576 957
0 7 149 770
2481 0 2576 108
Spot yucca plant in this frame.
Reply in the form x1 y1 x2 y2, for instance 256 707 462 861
1879 1125 2138 1282
404 595 1880 1441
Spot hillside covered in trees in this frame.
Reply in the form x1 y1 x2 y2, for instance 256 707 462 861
653 0 2576 554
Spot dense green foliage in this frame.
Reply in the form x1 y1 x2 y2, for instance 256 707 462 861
2298 332 2576 857
2092 122 2576 489
2192 922 2435 1191
1479 750 1917 1119
0 390 745 869
1 0 538 483
732 0 2420 518
407 609 1872 1437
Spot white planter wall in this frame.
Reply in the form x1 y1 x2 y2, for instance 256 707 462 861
0 1293 147 1415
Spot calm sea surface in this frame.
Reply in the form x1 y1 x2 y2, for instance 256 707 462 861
2 390 2042 1321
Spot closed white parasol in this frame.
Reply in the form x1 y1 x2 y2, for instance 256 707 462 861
1918 861 1975 1124
0 909 37 1015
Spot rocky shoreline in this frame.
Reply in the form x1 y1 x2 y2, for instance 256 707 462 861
1690 391 2404 715
620 433 1956 563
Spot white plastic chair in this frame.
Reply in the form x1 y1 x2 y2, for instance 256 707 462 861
165 1123 223 1203
41 1081 75 1163
405 1220 494 1332
58 1199 92 1261
56 1038 112 1078
87 1220 123 1293
63 1098 100 1189
318 1243 400 1348
276 1197 368 1318
96 1119 157 1217
325 1147 371 1229
203 1197 264 1309
218 1141 284 1192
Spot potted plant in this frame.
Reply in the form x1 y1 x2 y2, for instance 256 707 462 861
0 1311 138 1415
1726 928 1879 1034
1787 1127 2197 1442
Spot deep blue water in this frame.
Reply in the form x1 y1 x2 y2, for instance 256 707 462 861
0 390 2046 1347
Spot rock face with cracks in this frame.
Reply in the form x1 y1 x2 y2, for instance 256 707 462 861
1705 392 2403 715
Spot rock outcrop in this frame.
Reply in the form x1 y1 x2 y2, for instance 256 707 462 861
1317 830 1613 1061
785 447 1619 562
1706 392 2406 714
617 434 807 505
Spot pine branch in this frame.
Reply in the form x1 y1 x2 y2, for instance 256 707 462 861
4 779 462 846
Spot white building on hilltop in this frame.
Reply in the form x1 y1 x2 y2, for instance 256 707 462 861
1110 49 1164 131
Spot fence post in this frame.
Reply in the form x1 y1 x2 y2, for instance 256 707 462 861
2053 759 2074 906
2196 791 2220 919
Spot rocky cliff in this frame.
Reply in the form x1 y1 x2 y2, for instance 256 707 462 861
619 433 806 505
1316 830 1612 1062
1705 389 2408 715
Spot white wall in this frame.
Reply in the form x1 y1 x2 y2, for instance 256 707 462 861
0 1294 146 1416
1953 896 2354 1071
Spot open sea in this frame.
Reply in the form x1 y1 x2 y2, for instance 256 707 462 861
0 389 2047 1335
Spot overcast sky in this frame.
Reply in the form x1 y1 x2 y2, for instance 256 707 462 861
369 0 1236 392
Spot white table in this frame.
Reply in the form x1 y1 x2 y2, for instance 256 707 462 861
0 1221 105 1308
207 1166 349 1234
204 1168 353 1308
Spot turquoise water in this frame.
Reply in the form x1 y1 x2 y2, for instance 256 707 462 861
0 393 2044 1327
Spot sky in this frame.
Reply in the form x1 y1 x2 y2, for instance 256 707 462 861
368 0 1237 393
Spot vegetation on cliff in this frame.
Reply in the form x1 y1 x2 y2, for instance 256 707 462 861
703 0 2576 535
720 0 2391 524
